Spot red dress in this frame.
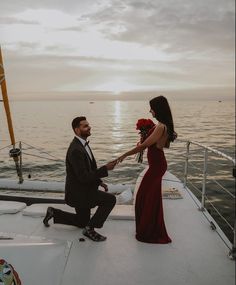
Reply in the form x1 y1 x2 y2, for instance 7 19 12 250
135 129 172 243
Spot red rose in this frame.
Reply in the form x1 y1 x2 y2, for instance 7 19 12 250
136 118 155 130
135 118 155 163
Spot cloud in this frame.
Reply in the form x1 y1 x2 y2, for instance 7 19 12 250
83 0 235 56
0 0 234 99
1 0 234 58
0 0 95 15
0 16 39 25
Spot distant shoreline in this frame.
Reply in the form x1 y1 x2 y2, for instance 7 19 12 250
5 86 235 102
9 97 235 102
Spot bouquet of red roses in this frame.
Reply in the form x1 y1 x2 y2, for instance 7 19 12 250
135 118 155 163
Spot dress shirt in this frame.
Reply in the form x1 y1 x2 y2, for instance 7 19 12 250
75 135 93 160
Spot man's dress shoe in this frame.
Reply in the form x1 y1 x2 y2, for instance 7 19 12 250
82 226 107 242
43 207 54 227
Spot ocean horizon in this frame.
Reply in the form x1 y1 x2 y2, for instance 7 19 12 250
7 90 235 102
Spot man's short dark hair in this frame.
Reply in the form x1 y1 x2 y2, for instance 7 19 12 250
72 116 86 131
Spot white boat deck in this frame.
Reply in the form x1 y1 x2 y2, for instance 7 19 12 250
0 171 235 285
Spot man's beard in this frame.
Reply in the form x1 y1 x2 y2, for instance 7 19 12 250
81 132 90 138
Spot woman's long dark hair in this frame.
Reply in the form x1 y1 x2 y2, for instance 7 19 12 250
149 96 177 145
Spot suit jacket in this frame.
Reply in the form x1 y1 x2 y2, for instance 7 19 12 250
65 137 108 208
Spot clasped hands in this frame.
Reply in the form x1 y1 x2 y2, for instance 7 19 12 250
105 154 126 171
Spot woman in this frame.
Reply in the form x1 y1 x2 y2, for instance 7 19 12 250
117 96 177 243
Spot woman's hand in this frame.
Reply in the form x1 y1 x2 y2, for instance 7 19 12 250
116 154 127 164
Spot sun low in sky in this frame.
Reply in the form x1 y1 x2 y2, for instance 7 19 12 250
0 0 235 100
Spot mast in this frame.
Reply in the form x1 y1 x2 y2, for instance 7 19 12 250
0 46 16 145
0 46 23 183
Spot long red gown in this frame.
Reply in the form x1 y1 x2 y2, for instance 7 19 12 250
135 130 172 244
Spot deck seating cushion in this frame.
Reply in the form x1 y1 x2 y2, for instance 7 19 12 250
22 203 74 217
0 201 26 214
23 203 135 220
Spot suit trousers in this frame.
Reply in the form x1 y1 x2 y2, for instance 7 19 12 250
53 190 116 228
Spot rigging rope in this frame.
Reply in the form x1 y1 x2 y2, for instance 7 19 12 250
23 152 64 162
22 141 64 161
0 143 15 151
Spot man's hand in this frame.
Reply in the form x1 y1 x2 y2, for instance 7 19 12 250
106 160 117 171
100 182 108 192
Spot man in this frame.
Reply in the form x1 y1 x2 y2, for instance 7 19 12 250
43 116 117 242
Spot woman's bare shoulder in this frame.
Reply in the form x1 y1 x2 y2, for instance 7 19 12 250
154 122 166 132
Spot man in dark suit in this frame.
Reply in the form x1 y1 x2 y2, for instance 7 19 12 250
43 116 117 241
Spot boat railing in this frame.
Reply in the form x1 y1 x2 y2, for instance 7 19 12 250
178 139 235 260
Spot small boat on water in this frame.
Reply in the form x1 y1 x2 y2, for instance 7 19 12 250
0 47 235 285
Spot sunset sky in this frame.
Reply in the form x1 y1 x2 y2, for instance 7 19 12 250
0 0 235 100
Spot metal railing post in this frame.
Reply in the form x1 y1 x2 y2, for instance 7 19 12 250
229 167 236 260
229 219 236 260
200 148 208 211
183 141 190 187
19 141 23 184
